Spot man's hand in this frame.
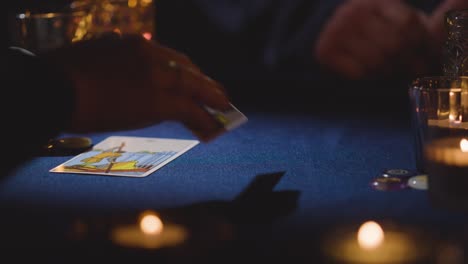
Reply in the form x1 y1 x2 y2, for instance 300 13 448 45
314 0 440 80
45 35 231 142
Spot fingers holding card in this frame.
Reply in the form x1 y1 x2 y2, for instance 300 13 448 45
50 104 247 177
194 102 248 142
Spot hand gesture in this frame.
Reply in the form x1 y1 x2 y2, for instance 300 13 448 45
45 35 231 142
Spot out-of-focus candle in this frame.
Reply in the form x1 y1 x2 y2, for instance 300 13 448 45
323 221 428 263
357 221 384 250
111 210 188 249
424 137 468 210
425 137 468 166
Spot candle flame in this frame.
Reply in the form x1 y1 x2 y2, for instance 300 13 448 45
142 32 152 40
460 139 468 152
139 212 163 235
113 28 122 36
357 221 385 250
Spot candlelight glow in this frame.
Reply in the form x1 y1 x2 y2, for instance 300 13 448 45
449 114 456 121
139 212 163 235
141 0 153 6
460 139 468 152
128 0 137 8
113 28 122 36
357 221 385 250
143 32 152 40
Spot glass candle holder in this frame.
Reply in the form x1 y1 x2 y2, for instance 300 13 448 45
409 76 468 173
9 10 91 54
409 76 468 210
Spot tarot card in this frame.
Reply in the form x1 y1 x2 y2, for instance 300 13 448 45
50 136 199 177
204 103 248 131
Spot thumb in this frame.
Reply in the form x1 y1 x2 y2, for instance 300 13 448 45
428 0 468 45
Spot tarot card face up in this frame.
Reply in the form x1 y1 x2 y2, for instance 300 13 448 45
50 136 199 177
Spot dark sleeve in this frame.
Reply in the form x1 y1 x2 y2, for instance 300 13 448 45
155 0 343 77
155 0 444 114
0 47 75 177
156 0 444 71
154 0 345 106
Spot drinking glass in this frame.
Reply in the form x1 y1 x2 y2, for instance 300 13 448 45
9 9 91 54
409 76 468 210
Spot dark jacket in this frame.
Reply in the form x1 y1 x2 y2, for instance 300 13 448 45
155 0 441 77
155 0 442 112
1 1 74 176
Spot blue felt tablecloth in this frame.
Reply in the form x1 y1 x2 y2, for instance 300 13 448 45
1 110 467 261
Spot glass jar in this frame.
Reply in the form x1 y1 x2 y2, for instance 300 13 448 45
10 9 91 54
73 0 155 40
443 9 468 76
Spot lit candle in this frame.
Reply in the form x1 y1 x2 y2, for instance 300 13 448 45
428 119 468 130
322 221 429 263
424 137 468 209
449 90 460 123
425 138 468 166
111 210 188 249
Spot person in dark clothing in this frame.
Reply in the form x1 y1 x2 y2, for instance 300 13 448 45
154 0 467 113
1 1 231 177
